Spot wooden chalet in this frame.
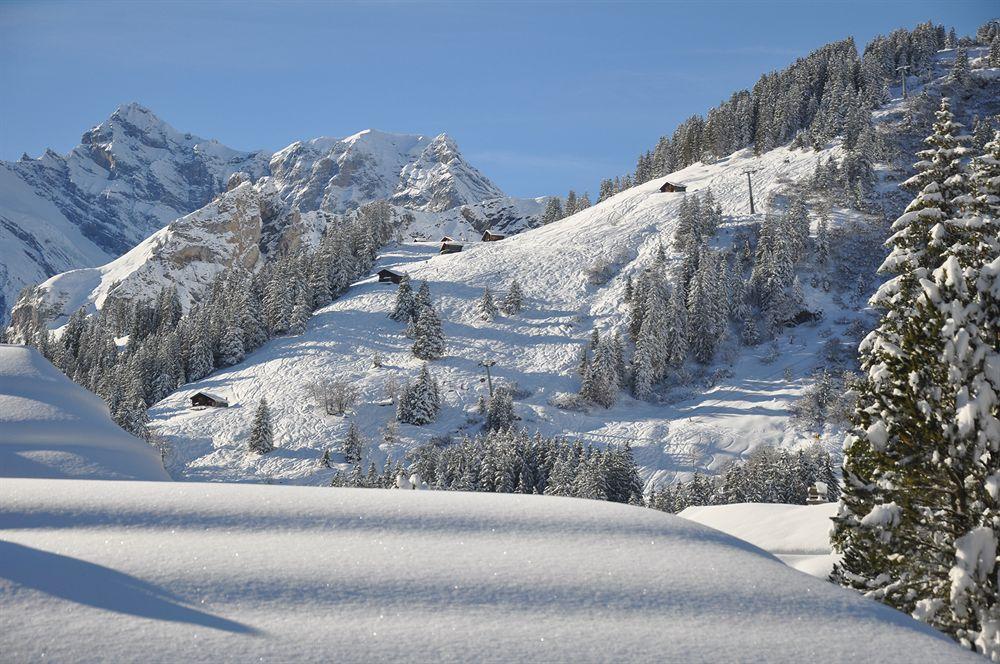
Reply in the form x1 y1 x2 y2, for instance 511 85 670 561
190 391 229 408
439 235 455 243
377 268 406 284
482 230 507 242
440 242 464 254
658 181 687 193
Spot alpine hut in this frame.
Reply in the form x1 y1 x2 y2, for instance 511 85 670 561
440 242 464 255
377 269 406 284
190 391 229 408
659 181 687 193
482 230 507 242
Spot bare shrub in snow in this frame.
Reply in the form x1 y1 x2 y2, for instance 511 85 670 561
309 379 358 416
548 392 589 412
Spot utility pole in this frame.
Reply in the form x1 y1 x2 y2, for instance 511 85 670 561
896 65 911 100
742 168 759 215
478 359 496 396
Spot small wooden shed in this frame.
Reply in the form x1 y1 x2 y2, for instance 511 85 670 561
440 242 464 254
659 181 687 193
191 391 229 408
377 269 406 284
482 230 507 242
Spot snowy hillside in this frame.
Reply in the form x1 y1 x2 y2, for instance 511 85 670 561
3 109 545 324
146 142 850 484
0 345 168 481
681 502 840 578
0 103 269 320
0 478 976 662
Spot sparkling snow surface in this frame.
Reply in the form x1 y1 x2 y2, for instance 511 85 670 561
0 479 976 663
681 502 840 578
0 345 169 480
150 144 852 485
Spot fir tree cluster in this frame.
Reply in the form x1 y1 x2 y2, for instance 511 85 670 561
647 444 839 513
541 189 592 224
832 98 1000 656
597 22 993 202
400 430 645 503
14 201 400 439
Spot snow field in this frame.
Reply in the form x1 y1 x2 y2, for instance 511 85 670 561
0 478 977 662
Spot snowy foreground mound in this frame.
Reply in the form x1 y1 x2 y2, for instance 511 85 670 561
0 345 168 481
0 480 975 662
681 502 839 578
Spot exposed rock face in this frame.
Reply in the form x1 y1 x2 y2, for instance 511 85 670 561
10 182 266 331
0 103 269 321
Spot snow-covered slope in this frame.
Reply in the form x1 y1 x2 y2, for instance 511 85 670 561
3 109 544 324
0 103 269 320
148 143 848 484
0 479 975 662
681 502 839 578
14 181 266 324
0 345 168 481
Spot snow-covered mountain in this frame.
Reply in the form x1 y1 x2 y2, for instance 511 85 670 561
149 142 832 485
0 344 169 480
0 103 270 320
137 48 998 487
2 107 544 324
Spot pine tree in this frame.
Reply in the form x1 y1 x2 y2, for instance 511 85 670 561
288 289 311 335
830 116 1000 655
500 280 524 315
412 305 445 360
397 363 441 425
477 287 498 321
248 398 274 454
218 325 245 367
389 276 415 321
485 387 515 431
542 197 564 225
950 45 970 88
341 421 365 465
565 190 578 216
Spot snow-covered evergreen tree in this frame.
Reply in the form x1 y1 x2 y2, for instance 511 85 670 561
412 305 445 360
218 325 245 367
396 363 441 425
248 398 274 454
341 420 365 465
477 287 498 321
485 387 515 431
389 276 415 322
500 279 524 315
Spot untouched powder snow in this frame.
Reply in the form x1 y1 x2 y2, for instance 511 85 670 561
0 345 168 481
680 502 840 578
0 479 977 662
150 143 851 484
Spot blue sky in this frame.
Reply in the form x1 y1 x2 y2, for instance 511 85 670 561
0 1 993 198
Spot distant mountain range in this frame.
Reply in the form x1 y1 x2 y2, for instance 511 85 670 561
0 103 544 321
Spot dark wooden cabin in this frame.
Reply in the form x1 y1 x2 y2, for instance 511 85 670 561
659 181 687 193
191 391 229 408
482 230 507 242
440 242 464 254
377 269 405 284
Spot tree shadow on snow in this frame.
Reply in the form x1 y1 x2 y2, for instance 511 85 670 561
0 540 259 635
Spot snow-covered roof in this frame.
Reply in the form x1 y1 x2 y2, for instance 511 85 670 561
191 391 228 404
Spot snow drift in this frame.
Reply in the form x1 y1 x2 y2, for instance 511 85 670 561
681 502 840 578
0 479 976 662
0 345 168 481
